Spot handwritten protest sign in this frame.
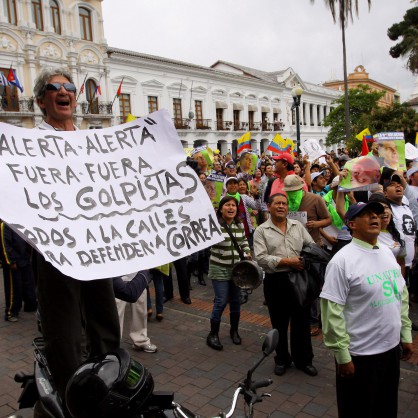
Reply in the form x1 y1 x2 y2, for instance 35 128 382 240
338 155 381 192
287 211 307 225
405 142 418 161
299 138 326 162
0 110 223 280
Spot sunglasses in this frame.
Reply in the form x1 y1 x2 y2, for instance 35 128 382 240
45 83 77 93
227 165 236 169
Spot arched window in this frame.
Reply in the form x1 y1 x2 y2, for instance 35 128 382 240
32 0 44 30
86 79 98 114
79 7 92 41
4 0 17 25
50 0 61 34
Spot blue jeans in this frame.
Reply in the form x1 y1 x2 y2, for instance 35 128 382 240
210 280 241 323
146 270 165 314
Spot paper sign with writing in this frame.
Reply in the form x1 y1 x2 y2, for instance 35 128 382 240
299 138 326 162
287 211 307 225
0 110 223 280
405 142 418 161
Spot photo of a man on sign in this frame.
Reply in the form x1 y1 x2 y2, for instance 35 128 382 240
374 132 406 171
338 155 381 192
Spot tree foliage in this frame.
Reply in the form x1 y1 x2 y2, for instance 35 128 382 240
388 6 418 74
323 86 418 151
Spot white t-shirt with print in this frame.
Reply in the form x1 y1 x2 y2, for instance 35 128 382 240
390 203 416 266
321 241 405 356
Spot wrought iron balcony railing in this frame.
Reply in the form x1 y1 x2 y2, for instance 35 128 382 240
217 120 232 130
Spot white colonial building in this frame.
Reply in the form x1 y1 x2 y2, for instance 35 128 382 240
0 0 341 156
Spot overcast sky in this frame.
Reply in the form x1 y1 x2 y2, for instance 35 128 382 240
102 0 417 102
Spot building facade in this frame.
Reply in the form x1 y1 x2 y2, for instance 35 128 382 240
0 0 341 155
323 65 400 108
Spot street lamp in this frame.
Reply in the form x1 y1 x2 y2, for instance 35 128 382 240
291 85 303 153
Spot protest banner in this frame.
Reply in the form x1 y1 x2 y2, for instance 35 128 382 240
373 132 406 171
0 109 223 280
338 155 381 192
299 138 326 162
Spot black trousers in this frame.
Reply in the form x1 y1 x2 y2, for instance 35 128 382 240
3 263 37 319
165 257 190 300
336 345 400 418
264 272 313 367
36 256 120 400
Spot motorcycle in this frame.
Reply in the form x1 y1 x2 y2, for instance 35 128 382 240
8 329 278 418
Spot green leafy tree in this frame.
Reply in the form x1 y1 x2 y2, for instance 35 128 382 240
323 86 383 148
388 6 418 74
310 0 371 142
324 86 418 151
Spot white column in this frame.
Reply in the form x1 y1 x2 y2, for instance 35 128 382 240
305 102 311 127
319 105 324 125
313 104 318 126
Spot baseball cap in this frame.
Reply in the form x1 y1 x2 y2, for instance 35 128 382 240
272 152 294 165
344 201 385 224
225 161 236 169
311 170 325 182
382 173 402 190
407 166 418 180
225 176 239 185
283 174 304 191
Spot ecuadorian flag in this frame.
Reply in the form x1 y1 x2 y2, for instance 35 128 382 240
355 128 372 141
237 132 251 155
267 133 292 153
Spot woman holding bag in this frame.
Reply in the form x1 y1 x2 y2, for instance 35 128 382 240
206 196 252 351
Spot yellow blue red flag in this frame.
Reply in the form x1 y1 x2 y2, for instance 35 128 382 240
237 132 251 155
355 128 372 141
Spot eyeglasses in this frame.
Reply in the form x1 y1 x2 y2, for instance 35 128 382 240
227 165 236 169
45 83 77 93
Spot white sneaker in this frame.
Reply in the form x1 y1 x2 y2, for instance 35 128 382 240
133 343 157 353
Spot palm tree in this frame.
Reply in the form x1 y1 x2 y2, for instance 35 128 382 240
310 0 371 143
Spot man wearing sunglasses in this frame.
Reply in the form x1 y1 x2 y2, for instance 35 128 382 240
34 69 78 131
31 68 121 408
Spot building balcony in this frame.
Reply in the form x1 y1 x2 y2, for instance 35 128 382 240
195 119 212 130
217 120 232 130
234 122 248 131
80 101 113 117
0 96 34 114
249 122 260 131
172 118 190 129
273 121 285 131
261 122 274 131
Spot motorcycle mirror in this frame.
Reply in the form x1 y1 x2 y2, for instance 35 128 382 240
262 329 278 356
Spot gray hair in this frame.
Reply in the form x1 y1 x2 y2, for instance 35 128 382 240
34 67 75 114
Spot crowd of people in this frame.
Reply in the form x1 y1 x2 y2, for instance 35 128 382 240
0 66 416 418
193 145 416 417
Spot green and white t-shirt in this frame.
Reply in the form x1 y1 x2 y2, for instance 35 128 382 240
321 240 405 356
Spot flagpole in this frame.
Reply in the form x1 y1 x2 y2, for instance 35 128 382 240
76 73 88 101
111 77 124 108
87 73 102 114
